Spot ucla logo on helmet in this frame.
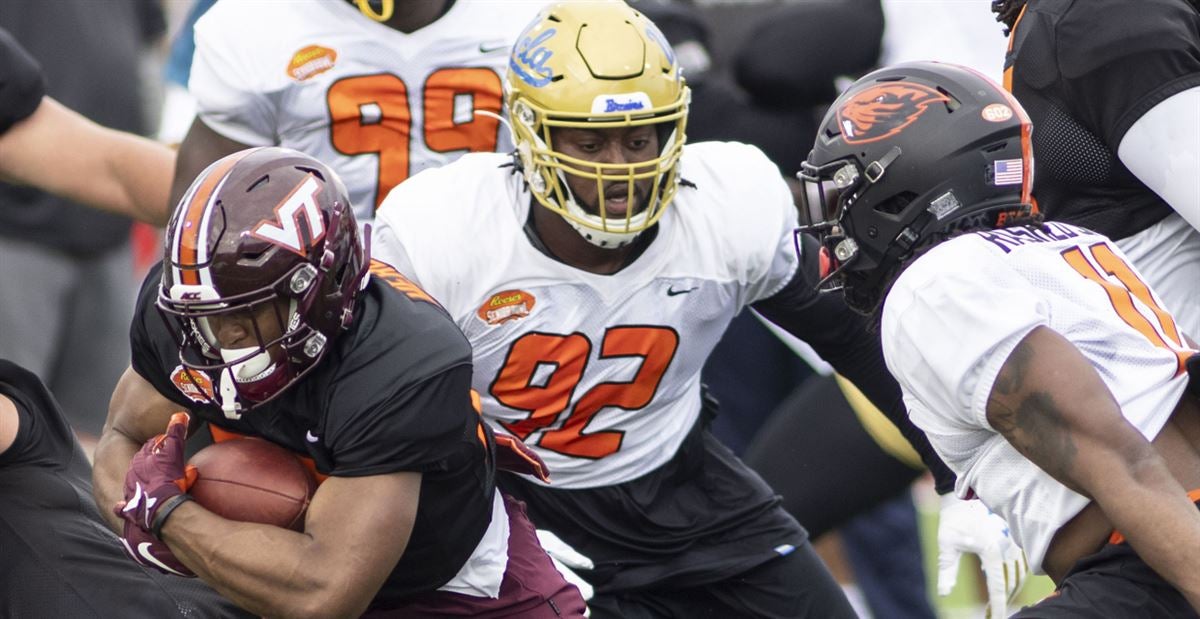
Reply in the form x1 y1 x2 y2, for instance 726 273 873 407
510 27 557 88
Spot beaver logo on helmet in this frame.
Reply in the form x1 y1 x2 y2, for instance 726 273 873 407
837 82 950 145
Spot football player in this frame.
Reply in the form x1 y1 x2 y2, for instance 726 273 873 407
372 2 956 616
995 0 1200 337
92 147 586 617
171 0 546 225
0 358 249 617
0 26 173 226
802 60 1200 616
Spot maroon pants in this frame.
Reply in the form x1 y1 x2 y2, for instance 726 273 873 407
364 494 587 618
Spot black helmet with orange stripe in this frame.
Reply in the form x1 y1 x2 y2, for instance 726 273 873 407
158 147 367 418
797 61 1035 314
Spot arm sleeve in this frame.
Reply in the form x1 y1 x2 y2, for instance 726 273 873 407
188 14 276 145
1117 86 1200 231
0 28 45 135
323 363 479 477
753 233 958 491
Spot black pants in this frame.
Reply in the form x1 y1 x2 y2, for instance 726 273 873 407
1012 540 1198 618
500 417 852 618
587 542 856 619
743 373 923 538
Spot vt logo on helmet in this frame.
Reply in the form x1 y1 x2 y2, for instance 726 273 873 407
505 0 690 249
158 147 368 418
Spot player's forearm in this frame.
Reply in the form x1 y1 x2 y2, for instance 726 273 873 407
161 504 374 619
91 429 144 533
1090 456 1200 611
97 126 175 226
0 97 174 225
989 326 1200 608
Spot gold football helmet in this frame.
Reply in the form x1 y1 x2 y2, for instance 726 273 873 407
506 0 690 248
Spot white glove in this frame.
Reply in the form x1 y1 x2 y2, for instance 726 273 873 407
537 529 595 603
937 495 1029 619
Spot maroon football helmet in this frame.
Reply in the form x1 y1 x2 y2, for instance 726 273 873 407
158 147 367 417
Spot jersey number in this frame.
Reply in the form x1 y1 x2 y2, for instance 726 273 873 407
1062 242 1192 372
490 327 680 459
327 69 503 211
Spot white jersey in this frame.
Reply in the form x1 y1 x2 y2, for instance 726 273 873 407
372 142 799 488
190 0 544 223
882 222 1196 574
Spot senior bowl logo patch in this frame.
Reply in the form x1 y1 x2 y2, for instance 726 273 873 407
170 365 215 403
287 45 337 81
478 290 536 326
837 82 950 145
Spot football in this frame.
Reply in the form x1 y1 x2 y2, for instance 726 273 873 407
187 437 317 531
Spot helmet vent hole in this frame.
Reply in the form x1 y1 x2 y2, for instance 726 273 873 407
296 166 326 182
247 175 270 192
937 87 961 112
984 142 1008 153
874 191 918 215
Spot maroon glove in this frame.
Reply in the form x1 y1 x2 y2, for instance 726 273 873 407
118 518 195 577
493 432 551 483
116 412 198 536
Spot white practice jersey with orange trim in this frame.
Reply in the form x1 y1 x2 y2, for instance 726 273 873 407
881 222 1196 574
372 143 799 488
190 0 544 223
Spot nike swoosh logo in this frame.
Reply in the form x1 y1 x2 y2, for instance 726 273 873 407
305 430 320 443
136 542 188 576
666 286 698 296
479 42 509 54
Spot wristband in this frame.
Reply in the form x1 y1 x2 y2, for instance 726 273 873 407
151 493 193 538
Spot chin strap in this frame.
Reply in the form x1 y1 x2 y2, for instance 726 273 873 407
218 368 243 420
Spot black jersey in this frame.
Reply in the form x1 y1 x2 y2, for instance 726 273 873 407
1005 0 1200 238
0 360 248 618
130 264 495 608
0 27 43 135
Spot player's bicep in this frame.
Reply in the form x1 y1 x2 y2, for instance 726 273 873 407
301 471 421 609
105 365 184 445
985 325 1157 497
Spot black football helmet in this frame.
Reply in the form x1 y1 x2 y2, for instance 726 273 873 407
158 147 368 418
798 61 1034 314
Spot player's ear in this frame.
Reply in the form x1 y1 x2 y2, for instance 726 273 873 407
0 395 20 456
